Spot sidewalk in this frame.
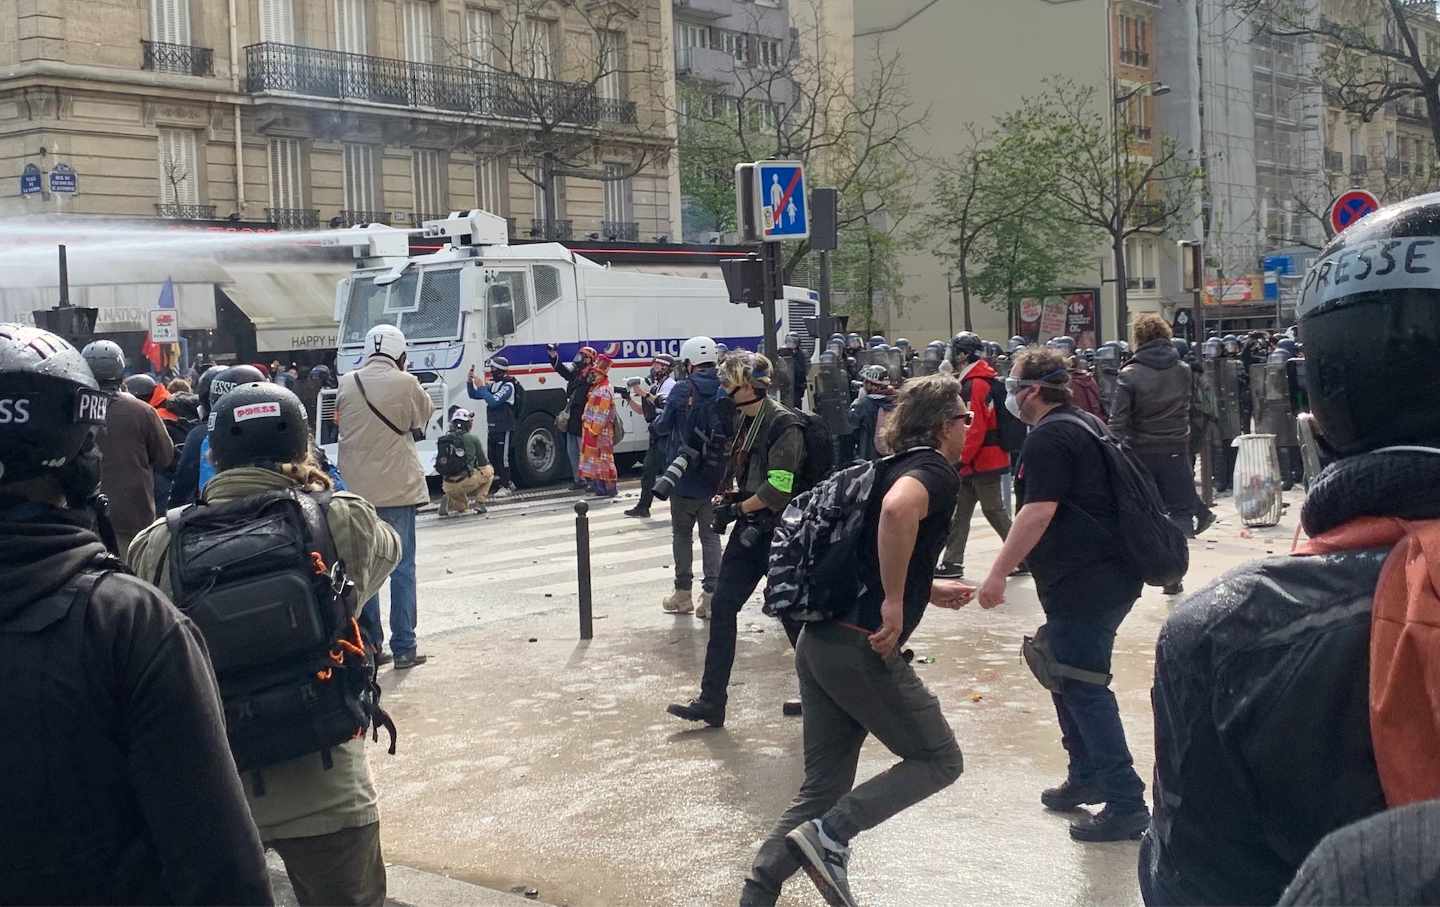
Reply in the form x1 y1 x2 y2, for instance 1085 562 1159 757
366 488 1307 907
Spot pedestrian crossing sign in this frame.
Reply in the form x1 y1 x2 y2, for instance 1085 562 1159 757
754 161 809 242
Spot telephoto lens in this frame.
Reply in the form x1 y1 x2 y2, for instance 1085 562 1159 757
650 444 697 502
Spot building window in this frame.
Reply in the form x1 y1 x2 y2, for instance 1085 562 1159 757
268 137 305 210
158 127 200 205
757 37 782 68
402 0 432 64
467 7 495 70
411 149 446 219
152 0 191 45
475 154 509 217
680 24 709 50
532 175 565 222
526 17 554 80
721 31 751 65
343 144 378 213
335 0 365 53
602 163 633 230
258 0 293 44
1125 236 1158 292
597 30 624 100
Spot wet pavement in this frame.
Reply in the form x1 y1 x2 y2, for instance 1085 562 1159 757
367 487 1306 906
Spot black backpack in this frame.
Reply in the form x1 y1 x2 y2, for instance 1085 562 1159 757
164 489 396 775
768 406 835 494
433 433 470 480
504 376 526 417
1045 412 1189 587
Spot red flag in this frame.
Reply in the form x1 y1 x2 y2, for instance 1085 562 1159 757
141 333 163 372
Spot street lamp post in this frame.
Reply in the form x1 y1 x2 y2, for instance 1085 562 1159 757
1110 79 1170 342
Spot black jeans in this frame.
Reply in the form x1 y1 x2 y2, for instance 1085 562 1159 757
1138 449 1197 538
1044 600 1145 811
487 429 512 488
635 435 668 512
699 522 800 707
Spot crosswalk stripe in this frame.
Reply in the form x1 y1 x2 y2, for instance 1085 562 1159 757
417 527 670 572
525 565 680 597
422 541 674 592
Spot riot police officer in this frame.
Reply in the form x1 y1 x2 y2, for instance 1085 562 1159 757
1094 342 1122 415
774 331 808 409
1205 337 1246 492
868 334 887 350
894 338 916 377
1252 347 1303 489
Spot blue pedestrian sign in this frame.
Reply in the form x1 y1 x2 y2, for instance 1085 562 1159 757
754 161 808 242
19 163 41 196
48 162 77 194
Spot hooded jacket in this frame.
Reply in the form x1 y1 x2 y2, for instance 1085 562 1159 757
1140 449 1440 906
956 358 1010 476
1109 339 1191 453
0 501 272 905
656 367 729 499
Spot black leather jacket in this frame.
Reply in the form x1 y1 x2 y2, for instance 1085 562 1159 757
1109 340 1191 452
1141 450 1440 906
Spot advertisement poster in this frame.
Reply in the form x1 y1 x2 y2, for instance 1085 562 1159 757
1205 276 1259 305
1018 289 1100 349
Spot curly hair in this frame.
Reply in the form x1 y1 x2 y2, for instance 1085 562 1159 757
1132 312 1173 348
719 350 773 391
881 373 967 453
1013 348 1073 405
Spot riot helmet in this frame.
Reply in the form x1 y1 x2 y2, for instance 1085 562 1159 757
0 324 110 498
1222 335 1241 356
209 365 267 409
308 364 333 383
845 333 863 352
1267 348 1293 365
1203 337 1222 359
1047 335 1077 356
81 341 126 390
124 373 157 401
783 331 801 350
1172 338 1191 358
209 382 310 472
1095 343 1121 367
1008 335 1028 353
1296 191 1440 454
895 338 912 353
951 331 983 361
868 334 887 349
1276 338 1298 355
983 341 1004 361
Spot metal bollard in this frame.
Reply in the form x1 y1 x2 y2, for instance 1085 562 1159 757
575 501 593 640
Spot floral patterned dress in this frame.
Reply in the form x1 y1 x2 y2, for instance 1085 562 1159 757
578 356 618 495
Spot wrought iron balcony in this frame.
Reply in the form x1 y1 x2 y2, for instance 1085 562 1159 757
601 220 640 241
155 203 217 220
142 40 214 76
266 207 320 229
245 42 619 127
334 210 393 226
405 212 449 226
529 219 573 240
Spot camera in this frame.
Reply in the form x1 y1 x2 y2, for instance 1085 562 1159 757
710 500 740 535
651 441 700 502
614 386 631 400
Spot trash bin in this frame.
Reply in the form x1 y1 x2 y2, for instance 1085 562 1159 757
1233 434 1284 527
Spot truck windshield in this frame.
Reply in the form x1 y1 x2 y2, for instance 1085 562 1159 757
340 268 461 345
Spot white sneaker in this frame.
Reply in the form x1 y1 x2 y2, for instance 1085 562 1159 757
662 589 694 614
492 486 513 498
696 592 713 620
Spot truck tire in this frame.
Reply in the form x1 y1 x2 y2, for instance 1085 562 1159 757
514 411 569 487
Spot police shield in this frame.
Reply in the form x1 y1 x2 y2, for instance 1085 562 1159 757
883 347 905 386
1211 358 1244 440
1255 359 1298 447
917 345 943 376
813 352 851 435
1094 346 1121 414
772 350 798 408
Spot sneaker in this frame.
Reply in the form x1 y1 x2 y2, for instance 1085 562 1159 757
696 591 713 620
782 699 803 717
474 503 488 515
492 486 513 499
1040 780 1104 812
666 698 725 728
933 562 964 579
393 652 429 670
624 506 651 518
1163 582 1184 596
1068 804 1150 842
662 589 694 614
374 651 393 668
786 819 858 907
1193 509 1217 537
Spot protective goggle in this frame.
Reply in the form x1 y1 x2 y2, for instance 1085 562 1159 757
1004 369 1068 395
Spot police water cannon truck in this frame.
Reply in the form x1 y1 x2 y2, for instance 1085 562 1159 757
315 210 817 486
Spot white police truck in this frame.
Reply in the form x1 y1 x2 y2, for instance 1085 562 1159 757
316 210 816 486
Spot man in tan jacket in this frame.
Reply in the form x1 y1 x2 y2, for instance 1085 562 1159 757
336 324 434 669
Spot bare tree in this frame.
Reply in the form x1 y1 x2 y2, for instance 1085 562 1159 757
445 0 671 233
161 153 191 209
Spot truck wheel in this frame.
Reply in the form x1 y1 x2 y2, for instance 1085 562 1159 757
514 412 568 487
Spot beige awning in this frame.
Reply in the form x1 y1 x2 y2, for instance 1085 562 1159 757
220 263 351 352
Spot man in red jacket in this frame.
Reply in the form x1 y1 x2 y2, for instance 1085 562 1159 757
936 332 1019 579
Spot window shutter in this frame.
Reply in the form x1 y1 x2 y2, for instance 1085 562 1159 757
153 0 190 46
467 9 493 70
336 0 365 53
403 0 432 64
344 144 376 212
259 0 293 44
269 138 304 210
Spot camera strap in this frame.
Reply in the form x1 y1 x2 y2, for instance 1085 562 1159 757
353 374 409 437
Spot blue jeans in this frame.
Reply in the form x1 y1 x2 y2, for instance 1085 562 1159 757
566 433 582 483
361 505 419 657
1045 603 1146 810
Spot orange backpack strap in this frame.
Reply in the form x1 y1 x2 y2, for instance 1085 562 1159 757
1369 518 1440 807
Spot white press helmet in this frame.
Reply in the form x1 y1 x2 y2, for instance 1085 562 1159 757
679 335 717 368
365 324 407 362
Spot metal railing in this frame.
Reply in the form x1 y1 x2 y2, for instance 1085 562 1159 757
266 207 320 229
244 42 634 126
335 210 392 226
405 211 448 226
529 219 573 240
601 220 639 241
142 40 214 76
155 203 217 220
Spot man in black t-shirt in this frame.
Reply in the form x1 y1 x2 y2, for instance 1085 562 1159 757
976 347 1149 844
742 374 972 907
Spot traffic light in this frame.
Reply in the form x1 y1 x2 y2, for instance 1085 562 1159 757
719 253 765 307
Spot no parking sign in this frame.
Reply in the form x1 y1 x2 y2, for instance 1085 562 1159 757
1328 189 1381 235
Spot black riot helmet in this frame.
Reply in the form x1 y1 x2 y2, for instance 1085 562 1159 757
0 324 110 492
195 365 225 415
209 382 310 472
124 373 157 401
1203 337 1222 359
868 334 887 349
1297 192 1440 454
1172 338 1191 359
1276 337 1299 355
208 364 267 409
1222 335 1241 356
81 340 126 390
951 331 983 360
1047 335 1077 356
895 338 912 353
1008 335 1027 353
1267 348 1293 365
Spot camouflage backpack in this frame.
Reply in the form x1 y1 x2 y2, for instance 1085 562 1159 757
764 447 940 623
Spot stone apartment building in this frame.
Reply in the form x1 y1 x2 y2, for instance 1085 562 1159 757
0 0 679 242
